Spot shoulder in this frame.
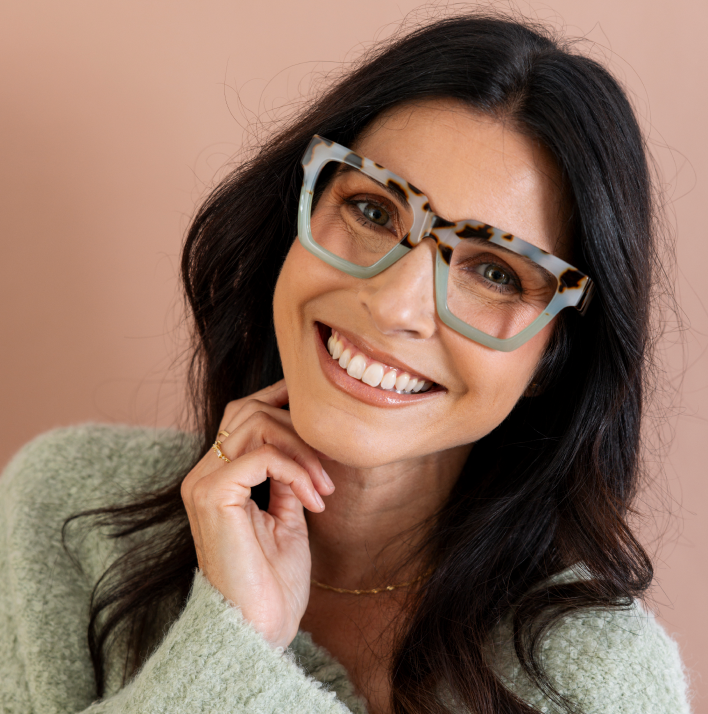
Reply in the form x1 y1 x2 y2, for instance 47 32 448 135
494 602 691 713
0 424 199 583
1 423 199 511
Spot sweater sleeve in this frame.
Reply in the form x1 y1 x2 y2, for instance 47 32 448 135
84 572 353 714
0 426 356 714
493 602 692 714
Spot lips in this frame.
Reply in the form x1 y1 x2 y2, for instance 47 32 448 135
326 329 434 393
314 322 442 406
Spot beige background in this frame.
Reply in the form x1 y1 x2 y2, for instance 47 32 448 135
1 0 706 708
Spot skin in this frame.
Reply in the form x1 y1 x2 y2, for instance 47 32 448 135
181 99 570 714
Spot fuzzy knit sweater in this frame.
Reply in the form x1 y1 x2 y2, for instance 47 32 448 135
0 424 691 714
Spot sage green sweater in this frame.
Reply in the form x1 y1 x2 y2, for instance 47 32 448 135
0 425 691 714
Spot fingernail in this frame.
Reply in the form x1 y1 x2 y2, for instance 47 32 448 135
322 469 335 490
315 492 325 510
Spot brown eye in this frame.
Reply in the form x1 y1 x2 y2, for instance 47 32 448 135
356 201 390 227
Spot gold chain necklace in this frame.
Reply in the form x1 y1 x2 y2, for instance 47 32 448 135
310 568 434 595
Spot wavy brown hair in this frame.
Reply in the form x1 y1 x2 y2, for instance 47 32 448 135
66 13 663 714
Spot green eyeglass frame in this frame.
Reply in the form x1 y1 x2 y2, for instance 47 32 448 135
297 135 594 352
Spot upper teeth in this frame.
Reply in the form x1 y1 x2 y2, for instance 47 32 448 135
326 330 433 394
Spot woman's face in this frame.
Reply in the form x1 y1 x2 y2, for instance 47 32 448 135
273 99 569 468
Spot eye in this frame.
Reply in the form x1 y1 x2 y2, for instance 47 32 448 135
355 200 390 227
476 263 512 285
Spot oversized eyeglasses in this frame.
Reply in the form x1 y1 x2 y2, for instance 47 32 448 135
297 135 594 352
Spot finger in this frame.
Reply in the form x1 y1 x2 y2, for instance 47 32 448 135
257 444 325 514
242 497 259 528
268 477 307 530
184 407 292 494
254 379 289 406
249 498 292 554
182 453 222 501
222 399 293 436
219 381 288 429
192 444 325 514
220 411 333 496
187 405 301 497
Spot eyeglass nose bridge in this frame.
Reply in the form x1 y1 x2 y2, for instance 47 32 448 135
406 208 436 248
398 229 449 272
405 210 458 268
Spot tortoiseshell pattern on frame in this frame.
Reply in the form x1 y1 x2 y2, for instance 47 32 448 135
298 135 594 352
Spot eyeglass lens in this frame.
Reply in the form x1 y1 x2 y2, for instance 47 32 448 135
311 160 558 340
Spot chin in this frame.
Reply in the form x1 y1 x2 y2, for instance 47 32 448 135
288 401 409 469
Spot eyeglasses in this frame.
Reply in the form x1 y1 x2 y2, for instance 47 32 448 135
297 135 594 352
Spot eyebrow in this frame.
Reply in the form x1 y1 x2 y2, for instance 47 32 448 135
336 163 411 207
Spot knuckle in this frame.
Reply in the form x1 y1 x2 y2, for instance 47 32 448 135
243 409 274 434
250 409 272 426
241 401 269 421
180 466 201 500
190 477 214 508
222 399 241 422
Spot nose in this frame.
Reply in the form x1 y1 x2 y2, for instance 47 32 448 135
357 238 437 339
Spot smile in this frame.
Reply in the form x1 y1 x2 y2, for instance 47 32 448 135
326 330 434 393
313 321 442 407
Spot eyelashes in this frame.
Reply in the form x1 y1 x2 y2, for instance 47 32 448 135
345 195 403 236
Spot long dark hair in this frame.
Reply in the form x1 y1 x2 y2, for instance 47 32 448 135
69 13 661 714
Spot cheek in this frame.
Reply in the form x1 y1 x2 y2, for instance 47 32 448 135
446 323 552 412
272 240 339 374
275 240 334 308
272 244 300 376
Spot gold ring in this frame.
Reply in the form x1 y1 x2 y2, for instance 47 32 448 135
218 430 230 439
212 440 231 463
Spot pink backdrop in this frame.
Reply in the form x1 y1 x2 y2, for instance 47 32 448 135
1 0 706 708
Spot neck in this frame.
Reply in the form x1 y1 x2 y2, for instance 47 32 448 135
306 444 471 590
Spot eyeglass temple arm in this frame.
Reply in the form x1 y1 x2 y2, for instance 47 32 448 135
576 279 595 316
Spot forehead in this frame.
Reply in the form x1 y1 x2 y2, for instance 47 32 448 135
353 99 570 257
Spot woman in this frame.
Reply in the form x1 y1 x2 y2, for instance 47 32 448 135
0 13 690 714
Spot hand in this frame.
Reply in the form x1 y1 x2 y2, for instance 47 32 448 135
180 380 334 650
